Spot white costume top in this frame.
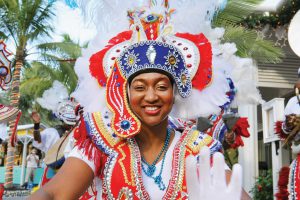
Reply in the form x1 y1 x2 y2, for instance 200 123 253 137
69 131 229 200
69 131 181 200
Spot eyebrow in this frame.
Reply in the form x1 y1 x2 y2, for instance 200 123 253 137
131 76 171 84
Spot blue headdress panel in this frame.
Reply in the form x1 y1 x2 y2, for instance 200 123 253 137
118 41 192 98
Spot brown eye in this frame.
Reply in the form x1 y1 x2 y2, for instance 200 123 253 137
157 85 169 91
133 85 145 91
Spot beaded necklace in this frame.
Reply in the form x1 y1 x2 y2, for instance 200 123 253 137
141 128 171 191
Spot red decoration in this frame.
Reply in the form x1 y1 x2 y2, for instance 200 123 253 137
106 63 141 138
89 31 132 87
275 121 288 140
175 33 212 91
230 117 250 149
275 166 290 200
0 183 4 199
74 116 104 176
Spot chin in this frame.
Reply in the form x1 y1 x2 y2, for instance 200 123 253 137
141 117 168 127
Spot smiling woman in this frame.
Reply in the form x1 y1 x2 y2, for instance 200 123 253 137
129 72 174 127
29 1 245 200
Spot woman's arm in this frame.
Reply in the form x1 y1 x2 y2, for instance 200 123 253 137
28 157 94 200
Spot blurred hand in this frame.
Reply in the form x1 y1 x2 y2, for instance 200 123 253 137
31 112 41 123
186 146 242 200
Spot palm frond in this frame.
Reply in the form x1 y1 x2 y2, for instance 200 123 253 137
222 25 284 63
213 0 264 26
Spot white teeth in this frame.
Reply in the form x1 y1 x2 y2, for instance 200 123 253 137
145 107 159 111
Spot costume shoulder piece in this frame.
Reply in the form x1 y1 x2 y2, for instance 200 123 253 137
186 127 222 156
76 110 122 153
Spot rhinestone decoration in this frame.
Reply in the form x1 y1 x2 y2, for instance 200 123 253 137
124 50 140 69
164 51 179 69
146 45 157 64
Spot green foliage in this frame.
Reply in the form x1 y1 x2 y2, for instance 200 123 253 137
244 0 300 28
19 35 83 126
221 25 284 63
250 170 273 200
0 0 55 61
213 0 262 26
213 0 284 64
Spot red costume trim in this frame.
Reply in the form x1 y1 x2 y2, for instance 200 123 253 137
175 33 212 91
74 112 221 199
89 31 133 87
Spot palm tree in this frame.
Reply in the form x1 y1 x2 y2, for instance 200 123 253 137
212 0 284 63
19 34 85 126
0 0 54 188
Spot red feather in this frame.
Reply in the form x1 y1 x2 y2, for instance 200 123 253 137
74 116 104 177
275 166 290 200
231 117 250 148
89 31 133 87
275 121 288 140
175 33 212 91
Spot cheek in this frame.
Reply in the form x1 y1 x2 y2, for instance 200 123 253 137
162 91 174 109
128 92 142 110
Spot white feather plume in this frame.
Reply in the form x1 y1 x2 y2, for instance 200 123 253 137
37 81 69 112
72 0 263 118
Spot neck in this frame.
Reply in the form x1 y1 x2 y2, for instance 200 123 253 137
135 118 169 149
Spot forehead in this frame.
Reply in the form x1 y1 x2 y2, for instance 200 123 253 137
130 72 171 83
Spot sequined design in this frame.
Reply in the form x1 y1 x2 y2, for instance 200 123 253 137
118 187 134 200
106 63 141 138
164 50 180 69
289 155 300 199
124 50 140 69
84 114 222 199
93 112 121 146
162 127 192 200
187 130 215 154
83 113 118 199
118 40 192 98
128 139 151 199
206 113 227 142
165 35 200 79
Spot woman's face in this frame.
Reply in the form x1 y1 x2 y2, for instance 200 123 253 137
129 72 174 127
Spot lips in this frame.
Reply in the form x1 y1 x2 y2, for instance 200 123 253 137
143 106 161 115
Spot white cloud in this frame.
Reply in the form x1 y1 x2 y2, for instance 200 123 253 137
52 2 96 44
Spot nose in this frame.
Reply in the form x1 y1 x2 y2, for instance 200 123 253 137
144 87 158 103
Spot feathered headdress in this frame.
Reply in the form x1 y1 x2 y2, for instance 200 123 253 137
72 0 262 138
37 81 79 125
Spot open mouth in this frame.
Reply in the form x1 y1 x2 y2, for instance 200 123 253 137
143 106 161 115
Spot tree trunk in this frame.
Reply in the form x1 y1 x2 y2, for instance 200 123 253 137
4 60 22 188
